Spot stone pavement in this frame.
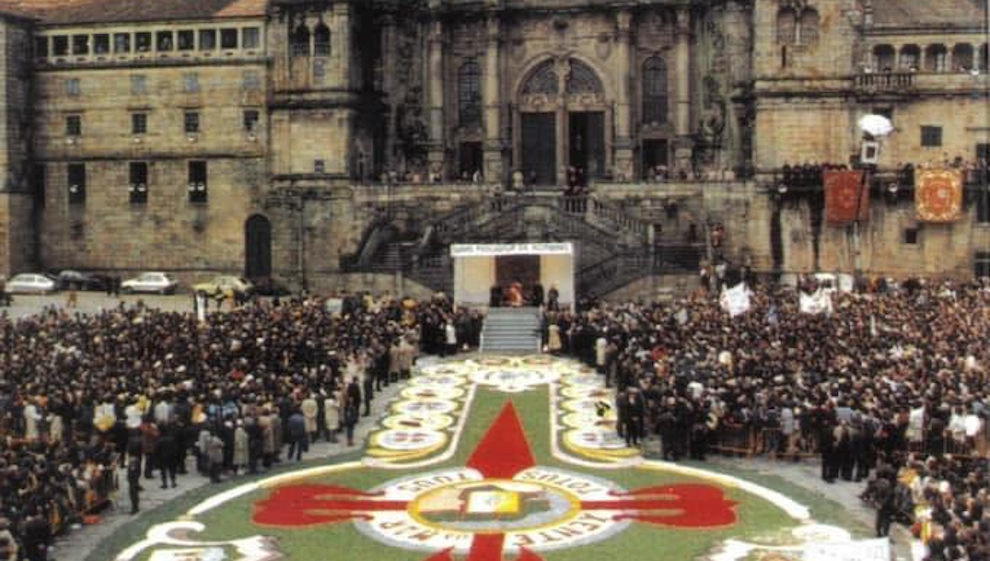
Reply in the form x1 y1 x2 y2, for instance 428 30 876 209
1 292 193 320
50 379 408 561
707 455 914 561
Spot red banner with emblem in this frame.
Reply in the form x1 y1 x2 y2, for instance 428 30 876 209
916 169 963 223
824 170 868 224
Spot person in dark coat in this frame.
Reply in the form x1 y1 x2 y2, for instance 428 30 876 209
873 476 894 537
344 377 362 446
21 508 50 561
361 372 373 417
156 424 180 489
531 283 544 308
547 285 560 312
287 408 308 462
621 388 645 447
817 405 837 483
657 398 680 461
140 416 160 480
835 421 854 481
127 454 142 514
245 415 262 474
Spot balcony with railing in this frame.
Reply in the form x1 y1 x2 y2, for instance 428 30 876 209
854 71 915 93
854 70 989 95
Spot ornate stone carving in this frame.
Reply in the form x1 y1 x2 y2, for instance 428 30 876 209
779 0 810 13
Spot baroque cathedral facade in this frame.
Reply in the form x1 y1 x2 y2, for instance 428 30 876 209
0 0 987 297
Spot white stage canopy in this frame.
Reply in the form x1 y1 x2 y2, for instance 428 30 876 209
450 243 574 257
450 243 575 309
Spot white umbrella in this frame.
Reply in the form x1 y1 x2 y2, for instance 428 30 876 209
859 114 894 137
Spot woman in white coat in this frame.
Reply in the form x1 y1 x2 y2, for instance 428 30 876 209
232 420 249 474
323 389 340 444
23 399 42 442
301 394 319 441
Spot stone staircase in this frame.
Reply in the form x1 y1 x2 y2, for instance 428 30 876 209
480 307 542 354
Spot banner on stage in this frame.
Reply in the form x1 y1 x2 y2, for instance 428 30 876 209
720 283 751 317
803 537 890 561
450 242 574 257
916 169 963 223
824 170 868 223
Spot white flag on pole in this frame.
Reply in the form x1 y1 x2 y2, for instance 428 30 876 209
799 289 833 315
720 283 751 317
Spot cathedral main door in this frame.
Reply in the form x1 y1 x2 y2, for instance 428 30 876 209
521 113 556 186
516 57 609 187
569 111 605 181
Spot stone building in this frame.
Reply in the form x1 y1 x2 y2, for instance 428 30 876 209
0 0 987 299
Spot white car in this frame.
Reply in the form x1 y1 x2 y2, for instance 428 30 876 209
3 273 57 294
121 272 178 294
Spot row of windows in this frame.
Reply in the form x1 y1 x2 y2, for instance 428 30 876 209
58 162 210 205
63 71 262 98
36 26 261 59
62 110 260 137
870 43 989 73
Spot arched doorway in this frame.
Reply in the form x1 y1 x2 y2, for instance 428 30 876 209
245 214 272 279
515 57 609 186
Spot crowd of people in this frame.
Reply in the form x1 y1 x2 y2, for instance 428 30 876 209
0 291 476 560
546 278 988 560
0 273 987 560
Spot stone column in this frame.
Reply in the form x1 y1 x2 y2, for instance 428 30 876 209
483 16 503 183
673 6 693 171
556 58 569 186
613 9 634 181
381 10 398 172
427 18 446 176
334 3 352 89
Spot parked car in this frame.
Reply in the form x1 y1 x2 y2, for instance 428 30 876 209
252 277 291 296
56 270 109 291
4 273 57 294
121 272 178 294
193 276 254 297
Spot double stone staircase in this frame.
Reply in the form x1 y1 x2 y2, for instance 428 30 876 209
348 192 704 299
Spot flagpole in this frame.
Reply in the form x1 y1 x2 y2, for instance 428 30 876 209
852 169 868 279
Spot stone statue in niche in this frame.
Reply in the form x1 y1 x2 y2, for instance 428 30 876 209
698 75 726 146
395 88 429 165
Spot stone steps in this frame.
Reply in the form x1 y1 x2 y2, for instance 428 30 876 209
481 307 542 353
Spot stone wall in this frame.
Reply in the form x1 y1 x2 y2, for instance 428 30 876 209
39 158 265 280
777 195 990 278
873 95 990 167
753 95 858 169
0 16 37 277
33 61 267 162
28 18 269 284
0 192 36 277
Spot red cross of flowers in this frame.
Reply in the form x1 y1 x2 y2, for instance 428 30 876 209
253 402 737 560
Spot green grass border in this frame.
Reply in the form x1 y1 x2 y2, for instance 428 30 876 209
96 385 870 560
85 448 366 561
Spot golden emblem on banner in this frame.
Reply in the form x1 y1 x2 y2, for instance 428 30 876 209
916 169 963 223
